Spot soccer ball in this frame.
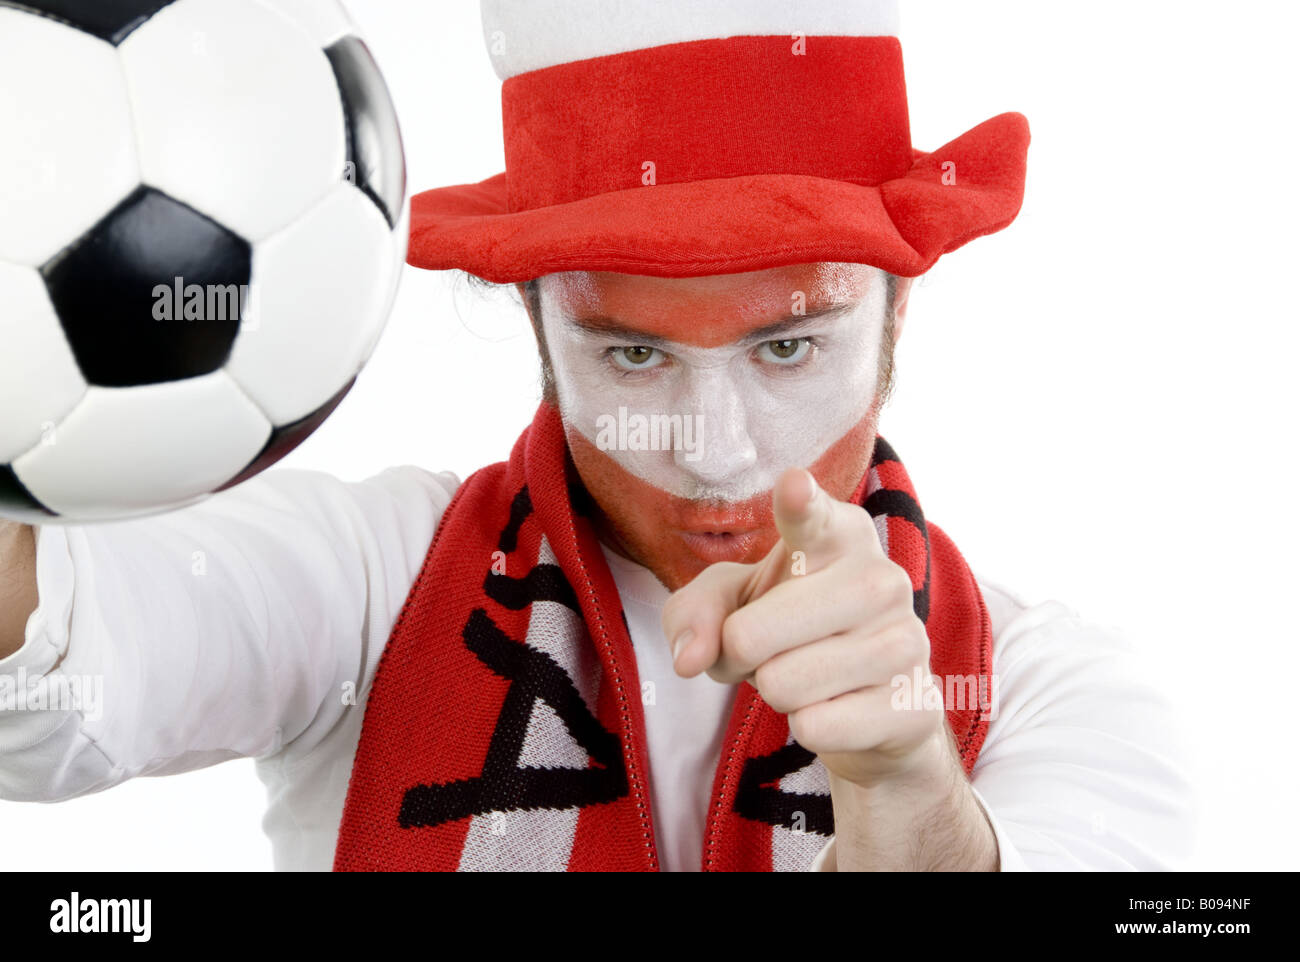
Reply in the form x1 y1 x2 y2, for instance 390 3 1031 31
0 0 407 524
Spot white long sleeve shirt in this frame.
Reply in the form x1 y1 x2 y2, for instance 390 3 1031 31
0 466 1197 871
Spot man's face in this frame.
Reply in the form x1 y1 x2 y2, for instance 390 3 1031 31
534 263 903 591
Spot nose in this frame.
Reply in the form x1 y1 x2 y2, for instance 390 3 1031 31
673 368 758 485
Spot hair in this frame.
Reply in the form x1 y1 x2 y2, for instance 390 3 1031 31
458 269 900 408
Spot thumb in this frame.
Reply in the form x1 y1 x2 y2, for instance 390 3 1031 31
771 467 843 574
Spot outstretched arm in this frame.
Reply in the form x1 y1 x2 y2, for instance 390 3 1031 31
0 467 457 803
0 522 37 660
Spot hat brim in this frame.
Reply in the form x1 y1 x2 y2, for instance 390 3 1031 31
407 112 1028 282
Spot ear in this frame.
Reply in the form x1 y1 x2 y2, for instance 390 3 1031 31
893 275 915 342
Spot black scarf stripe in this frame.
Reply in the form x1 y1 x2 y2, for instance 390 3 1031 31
732 742 835 836
869 435 901 467
862 487 932 623
487 484 581 612
484 563 580 613
497 486 533 554
399 608 627 829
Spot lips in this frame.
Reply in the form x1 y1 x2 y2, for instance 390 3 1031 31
670 500 765 532
677 528 762 563
672 506 765 562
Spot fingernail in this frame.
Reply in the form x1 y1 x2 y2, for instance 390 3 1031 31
672 628 694 663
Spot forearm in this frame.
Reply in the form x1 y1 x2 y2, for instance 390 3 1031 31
827 731 1000 872
0 468 455 804
0 522 38 660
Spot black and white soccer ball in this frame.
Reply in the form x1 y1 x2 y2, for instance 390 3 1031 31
0 0 407 524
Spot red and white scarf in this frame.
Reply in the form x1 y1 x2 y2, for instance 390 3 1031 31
334 402 992 871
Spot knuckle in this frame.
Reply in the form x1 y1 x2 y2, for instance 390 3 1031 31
862 559 911 612
879 620 927 668
913 627 932 665
787 707 819 748
884 562 915 608
903 622 930 664
752 660 791 712
722 611 764 668
844 502 875 537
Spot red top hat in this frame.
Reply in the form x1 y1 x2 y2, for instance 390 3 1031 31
407 0 1029 282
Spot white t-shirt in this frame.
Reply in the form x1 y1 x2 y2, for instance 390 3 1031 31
0 466 1197 871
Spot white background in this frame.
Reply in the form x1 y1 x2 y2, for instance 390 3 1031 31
4 0 1297 871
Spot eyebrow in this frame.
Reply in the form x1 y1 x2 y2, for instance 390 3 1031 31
563 301 858 349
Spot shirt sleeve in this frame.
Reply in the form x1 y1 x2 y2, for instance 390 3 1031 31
0 465 458 803
964 581 1198 871
808 580 1197 872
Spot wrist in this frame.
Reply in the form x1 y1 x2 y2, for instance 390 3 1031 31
839 726 957 797
826 729 993 871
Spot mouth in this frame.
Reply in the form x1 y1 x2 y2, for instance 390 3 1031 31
677 528 762 563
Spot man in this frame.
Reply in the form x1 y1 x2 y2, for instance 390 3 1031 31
0 0 1195 871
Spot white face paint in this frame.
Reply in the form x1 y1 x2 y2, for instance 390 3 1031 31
539 271 888 503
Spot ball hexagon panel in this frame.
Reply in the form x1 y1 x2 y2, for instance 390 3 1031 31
0 0 179 45
256 0 353 48
12 372 272 521
41 186 252 387
327 35 407 230
0 7 139 267
0 262 86 463
225 183 398 425
120 0 347 244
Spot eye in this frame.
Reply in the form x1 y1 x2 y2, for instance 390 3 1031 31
757 337 812 366
609 345 666 372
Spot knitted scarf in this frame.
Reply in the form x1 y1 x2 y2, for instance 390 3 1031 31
334 402 992 871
